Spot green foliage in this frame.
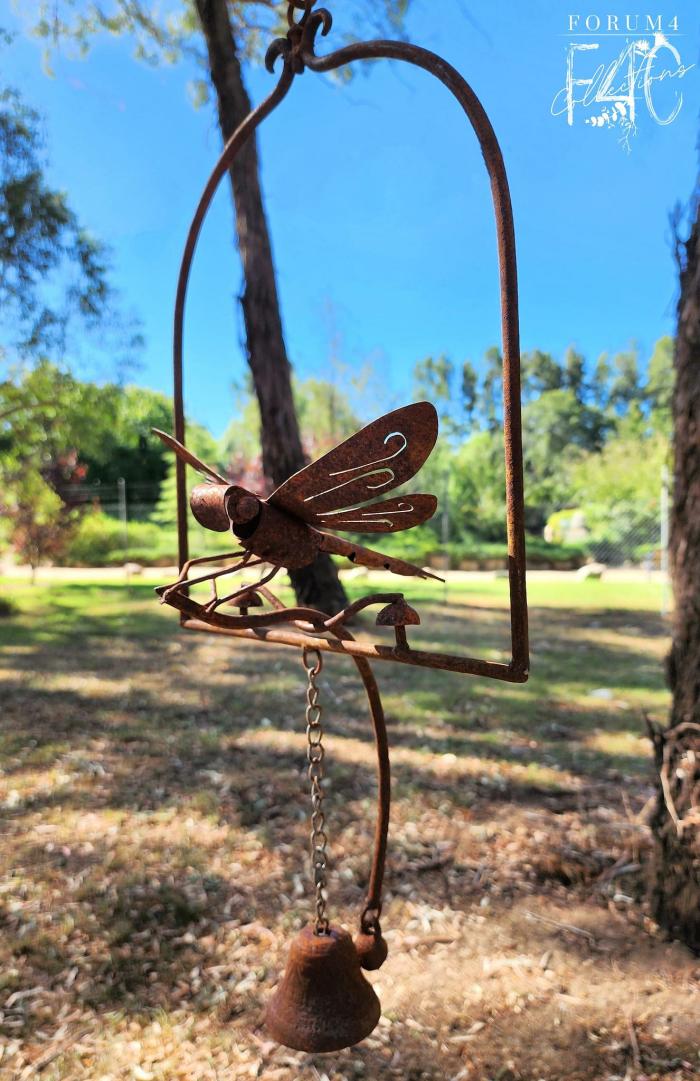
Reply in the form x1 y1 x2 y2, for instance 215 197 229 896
64 509 232 567
450 432 506 542
571 432 669 515
408 338 672 557
413 356 478 439
592 353 612 410
563 347 586 403
610 347 641 412
1 336 677 570
220 375 360 497
522 350 563 400
376 527 585 569
0 63 141 572
1 361 104 570
64 511 143 565
294 377 360 456
522 388 609 528
220 392 263 471
1 360 112 474
79 386 173 493
26 1 415 71
645 336 674 437
546 508 584 545
479 346 503 433
2 470 77 573
0 362 173 503
524 535 586 565
568 431 669 559
0 78 131 363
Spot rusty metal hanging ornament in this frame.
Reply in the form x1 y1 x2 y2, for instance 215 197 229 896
264 648 386 1053
153 400 442 616
155 0 529 1055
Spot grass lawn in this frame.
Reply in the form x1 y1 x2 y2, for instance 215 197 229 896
0 572 697 1081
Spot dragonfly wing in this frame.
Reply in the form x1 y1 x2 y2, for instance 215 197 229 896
314 494 437 534
152 429 230 485
267 402 438 523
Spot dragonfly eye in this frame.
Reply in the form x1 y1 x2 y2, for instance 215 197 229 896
226 490 261 527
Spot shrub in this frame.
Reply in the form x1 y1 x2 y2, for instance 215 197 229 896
65 512 161 566
442 535 586 570
525 536 587 564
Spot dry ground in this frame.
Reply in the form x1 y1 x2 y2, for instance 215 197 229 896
0 574 698 1081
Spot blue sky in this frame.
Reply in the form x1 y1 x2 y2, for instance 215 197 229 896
3 0 699 436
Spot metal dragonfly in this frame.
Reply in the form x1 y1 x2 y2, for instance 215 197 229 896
153 401 442 617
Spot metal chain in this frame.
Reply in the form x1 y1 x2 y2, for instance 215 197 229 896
303 646 330 935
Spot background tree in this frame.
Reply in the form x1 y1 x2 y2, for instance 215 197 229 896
460 361 478 434
78 387 175 508
1 363 140 572
569 429 668 559
609 347 642 416
0 86 103 360
649 185 700 952
414 356 479 440
521 388 608 532
0 62 140 372
521 349 563 402
591 353 611 412
563 347 586 404
28 0 413 612
479 346 503 432
645 335 675 438
0 63 139 577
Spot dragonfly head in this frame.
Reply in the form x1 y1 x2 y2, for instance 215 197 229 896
190 484 235 532
190 484 262 536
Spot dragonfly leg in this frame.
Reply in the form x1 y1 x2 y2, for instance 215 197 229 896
159 550 252 605
202 564 281 616
182 550 245 576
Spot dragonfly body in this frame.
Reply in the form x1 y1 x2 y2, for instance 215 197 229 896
153 402 443 613
189 481 440 579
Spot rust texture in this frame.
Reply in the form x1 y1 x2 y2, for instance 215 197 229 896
265 925 381 1053
162 0 529 682
156 400 442 593
153 4 533 1052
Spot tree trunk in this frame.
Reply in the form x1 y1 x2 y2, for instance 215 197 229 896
193 0 347 613
649 189 700 953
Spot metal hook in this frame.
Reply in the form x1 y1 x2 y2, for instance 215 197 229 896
287 0 315 29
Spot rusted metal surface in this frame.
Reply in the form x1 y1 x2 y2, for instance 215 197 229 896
156 4 531 1052
265 925 381 1053
155 417 443 596
376 597 420 652
266 596 390 1051
189 484 233 532
268 402 438 522
162 0 529 682
169 65 296 577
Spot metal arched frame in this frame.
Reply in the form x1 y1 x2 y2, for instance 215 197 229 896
170 2 529 683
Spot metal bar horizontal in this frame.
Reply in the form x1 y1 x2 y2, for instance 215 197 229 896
181 618 528 683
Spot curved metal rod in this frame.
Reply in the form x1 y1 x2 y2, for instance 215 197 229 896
291 607 389 931
326 623 390 936
170 25 528 679
300 36 527 674
172 61 295 574
164 582 389 933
